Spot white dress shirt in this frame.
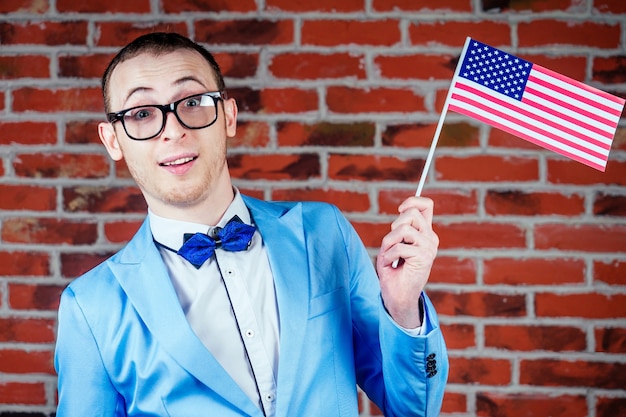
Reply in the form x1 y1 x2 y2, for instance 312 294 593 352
149 190 279 417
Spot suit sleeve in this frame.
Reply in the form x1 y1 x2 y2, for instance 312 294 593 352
55 287 126 417
333 206 449 417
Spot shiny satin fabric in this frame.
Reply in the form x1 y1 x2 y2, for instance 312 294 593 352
55 196 448 417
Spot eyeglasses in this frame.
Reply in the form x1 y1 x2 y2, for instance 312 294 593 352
107 91 227 141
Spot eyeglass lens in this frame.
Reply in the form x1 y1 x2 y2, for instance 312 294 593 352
122 94 218 140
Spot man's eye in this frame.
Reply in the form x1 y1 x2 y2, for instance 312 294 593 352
125 108 154 121
184 97 201 107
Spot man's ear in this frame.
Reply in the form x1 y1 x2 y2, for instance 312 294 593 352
223 98 238 138
98 122 124 161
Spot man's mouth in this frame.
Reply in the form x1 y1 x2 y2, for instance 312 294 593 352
159 156 197 167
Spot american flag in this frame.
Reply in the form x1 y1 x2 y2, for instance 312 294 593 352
447 38 625 171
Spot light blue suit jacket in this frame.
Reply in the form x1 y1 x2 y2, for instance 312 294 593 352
55 196 448 417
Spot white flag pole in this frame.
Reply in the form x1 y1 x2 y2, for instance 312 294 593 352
391 37 472 269
414 36 472 197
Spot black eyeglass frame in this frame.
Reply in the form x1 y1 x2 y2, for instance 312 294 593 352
106 91 228 141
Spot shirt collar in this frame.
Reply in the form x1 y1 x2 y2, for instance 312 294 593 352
149 188 252 250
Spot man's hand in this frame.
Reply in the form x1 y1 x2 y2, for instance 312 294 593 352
376 196 439 329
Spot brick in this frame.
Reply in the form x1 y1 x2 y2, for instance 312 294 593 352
213 52 259 79
351 221 390 248
376 54 458 80
63 186 146 213
379 189 478 216
12 87 103 113
594 260 626 285
163 0 256 12
195 19 293 46
271 188 370 213
520 359 626 389
229 87 317 114
485 325 586 351
228 153 320 180
476 393 587 417
2 218 97 245
104 220 143 243
548 159 626 186
374 0 471 11
270 52 365 80
430 256 477 284
594 193 626 216
58 53 114 79
0 21 87 45
95 22 189 46
115 159 133 179
13 153 109 179
535 293 626 319
488 128 546 150
9 284 64 311
277 122 375 147
0 382 46 405
328 155 423 182
0 122 56 145
481 0 586 12
0 55 49 79
535 224 626 252
0 349 54 374
65 120 102 145
260 88 318 113
61 251 116 278
0 318 55 343
428 290 526 317
485 190 585 216
448 356 512 385
409 21 511 47
229 121 270 148
57 0 149 12
0 0 48 13
594 0 626 14
518 20 620 48
593 55 626 84
597 397 626 417
441 392 467 414
302 20 400 47
0 251 50 276
436 155 539 182
0 185 56 211
436 222 526 249
383 122 480 148
595 327 626 353
328 87 425 113
484 258 585 285
441 323 475 349
266 0 363 12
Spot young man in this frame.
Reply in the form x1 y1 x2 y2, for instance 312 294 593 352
54 32 448 417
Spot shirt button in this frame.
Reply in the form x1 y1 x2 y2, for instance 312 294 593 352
245 329 255 338
265 392 275 402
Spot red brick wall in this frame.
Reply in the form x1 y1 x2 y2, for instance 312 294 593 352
1 0 625 416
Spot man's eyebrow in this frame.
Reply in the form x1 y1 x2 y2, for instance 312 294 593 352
174 75 209 88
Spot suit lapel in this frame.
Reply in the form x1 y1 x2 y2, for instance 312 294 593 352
110 220 262 417
244 197 310 416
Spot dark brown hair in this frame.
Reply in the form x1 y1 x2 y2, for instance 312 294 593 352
101 32 226 113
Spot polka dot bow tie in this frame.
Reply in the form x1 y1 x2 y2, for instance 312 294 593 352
177 216 256 269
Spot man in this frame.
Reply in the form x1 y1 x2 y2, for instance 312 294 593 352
54 32 448 417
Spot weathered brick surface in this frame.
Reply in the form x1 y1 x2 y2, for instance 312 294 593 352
0 1 625 416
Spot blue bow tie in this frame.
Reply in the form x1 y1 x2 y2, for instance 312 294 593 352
177 216 256 269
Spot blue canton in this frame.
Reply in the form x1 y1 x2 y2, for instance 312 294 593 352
458 40 533 101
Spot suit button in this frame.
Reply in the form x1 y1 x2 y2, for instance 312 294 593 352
427 353 436 360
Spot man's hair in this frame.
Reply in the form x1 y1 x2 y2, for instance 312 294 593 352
101 32 226 113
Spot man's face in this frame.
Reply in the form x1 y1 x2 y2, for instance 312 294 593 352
98 50 237 217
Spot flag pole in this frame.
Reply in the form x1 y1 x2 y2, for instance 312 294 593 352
391 37 472 269
414 36 472 197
